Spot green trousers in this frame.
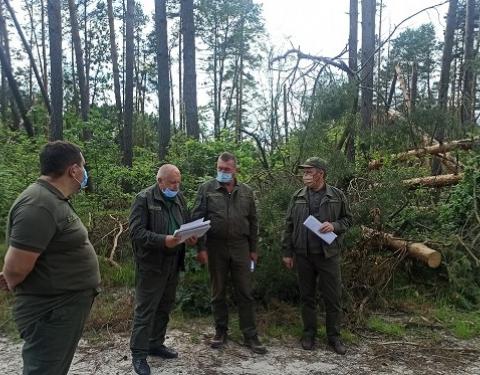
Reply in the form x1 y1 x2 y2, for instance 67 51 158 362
17 290 96 375
207 240 257 338
130 255 179 359
295 253 342 339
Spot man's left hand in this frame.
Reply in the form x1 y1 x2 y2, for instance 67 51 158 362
0 272 10 292
250 252 258 263
185 235 198 246
320 221 334 233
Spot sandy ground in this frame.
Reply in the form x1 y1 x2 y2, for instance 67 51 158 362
1 328 480 375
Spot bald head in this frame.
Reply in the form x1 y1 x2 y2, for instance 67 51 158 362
157 164 181 192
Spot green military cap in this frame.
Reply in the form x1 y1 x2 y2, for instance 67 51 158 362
298 157 327 172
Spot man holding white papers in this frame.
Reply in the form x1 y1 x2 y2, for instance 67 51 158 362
129 164 197 375
192 152 266 354
281 157 352 355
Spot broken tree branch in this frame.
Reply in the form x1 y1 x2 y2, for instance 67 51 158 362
362 226 442 268
403 173 464 189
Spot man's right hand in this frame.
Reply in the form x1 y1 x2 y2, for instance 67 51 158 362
165 235 182 248
196 250 208 265
282 257 294 269
0 272 10 292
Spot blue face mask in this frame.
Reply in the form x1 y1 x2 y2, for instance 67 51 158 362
216 171 233 183
80 168 88 189
162 188 178 199
74 167 88 189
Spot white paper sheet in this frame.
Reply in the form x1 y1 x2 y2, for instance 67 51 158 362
173 218 211 243
303 215 337 245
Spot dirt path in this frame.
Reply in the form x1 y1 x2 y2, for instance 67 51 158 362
1 328 480 374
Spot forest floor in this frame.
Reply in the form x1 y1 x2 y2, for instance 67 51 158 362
1 315 480 375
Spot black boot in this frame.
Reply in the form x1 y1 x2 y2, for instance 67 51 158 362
211 329 227 349
244 335 267 354
149 344 178 359
328 337 346 355
300 335 315 350
132 357 150 375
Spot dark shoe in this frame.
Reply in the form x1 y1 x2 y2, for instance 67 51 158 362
300 335 315 350
132 357 150 375
244 335 267 354
211 330 227 349
328 337 346 355
148 344 178 359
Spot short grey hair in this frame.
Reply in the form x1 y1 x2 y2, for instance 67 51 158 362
156 164 180 180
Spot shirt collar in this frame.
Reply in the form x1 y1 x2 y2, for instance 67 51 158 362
36 178 69 201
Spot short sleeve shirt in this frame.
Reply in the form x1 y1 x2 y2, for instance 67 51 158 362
7 179 101 295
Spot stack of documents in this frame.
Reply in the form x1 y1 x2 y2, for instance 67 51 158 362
303 215 337 245
173 218 211 243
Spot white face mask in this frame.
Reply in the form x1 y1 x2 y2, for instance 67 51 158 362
302 175 314 186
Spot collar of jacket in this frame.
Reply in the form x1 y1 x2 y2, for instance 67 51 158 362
297 184 335 199
214 178 239 191
152 183 181 205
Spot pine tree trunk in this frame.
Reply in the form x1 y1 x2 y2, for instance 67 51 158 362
360 0 376 140
107 0 123 145
181 0 199 139
123 0 134 167
68 0 90 139
48 0 63 140
155 0 171 160
346 0 358 162
461 0 475 126
4 0 51 114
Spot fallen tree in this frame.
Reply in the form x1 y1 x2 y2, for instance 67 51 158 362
362 226 442 268
369 138 479 170
403 173 464 189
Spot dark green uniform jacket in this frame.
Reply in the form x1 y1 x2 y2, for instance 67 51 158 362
192 179 258 252
282 184 353 259
129 184 189 269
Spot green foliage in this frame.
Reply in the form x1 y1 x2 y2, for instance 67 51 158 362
0 129 44 233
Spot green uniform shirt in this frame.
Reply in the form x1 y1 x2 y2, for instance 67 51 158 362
191 178 258 252
307 187 326 253
7 179 101 296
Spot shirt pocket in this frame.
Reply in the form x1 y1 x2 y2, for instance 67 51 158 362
207 192 226 215
326 199 342 221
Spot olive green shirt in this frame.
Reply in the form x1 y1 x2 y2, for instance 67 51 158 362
7 179 101 296
191 179 258 252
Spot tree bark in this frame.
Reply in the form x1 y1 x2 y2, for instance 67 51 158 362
369 138 479 169
68 0 90 139
403 173 464 189
346 0 358 162
438 1 457 110
123 0 134 167
410 61 418 112
0 43 34 136
181 0 199 139
107 0 123 145
155 0 171 160
461 0 475 126
360 0 376 137
4 0 51 114
40 0 47 91
47 0 63 140
362 226 442 268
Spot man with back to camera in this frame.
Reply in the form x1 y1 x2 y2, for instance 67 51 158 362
191 152 266 354
0 140 101 375
281 157 352 355
129 164 197 375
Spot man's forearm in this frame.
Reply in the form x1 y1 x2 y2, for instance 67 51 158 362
2 267 27 290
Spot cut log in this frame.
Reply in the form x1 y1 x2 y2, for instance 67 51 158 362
369 138 479 170
362 226 442 268
403 173 464 189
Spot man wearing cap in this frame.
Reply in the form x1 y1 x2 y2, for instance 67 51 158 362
281 157 352 355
